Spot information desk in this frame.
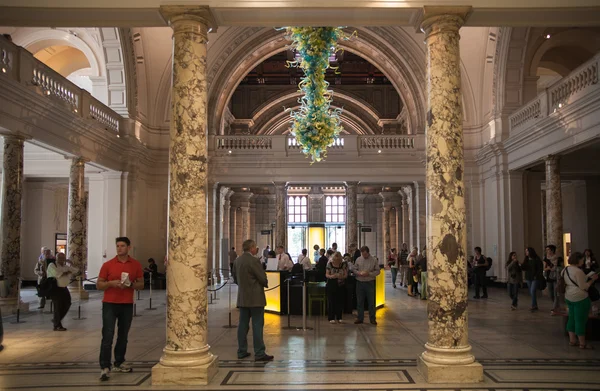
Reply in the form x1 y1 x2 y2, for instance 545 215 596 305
265 268 386 315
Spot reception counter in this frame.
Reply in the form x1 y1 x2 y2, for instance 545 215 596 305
264 267 385 315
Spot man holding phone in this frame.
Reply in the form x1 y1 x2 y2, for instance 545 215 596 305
97 237 144 381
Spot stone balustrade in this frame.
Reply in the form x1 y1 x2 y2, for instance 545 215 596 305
211 134 422 157
0 35 122 135
510 53 600 134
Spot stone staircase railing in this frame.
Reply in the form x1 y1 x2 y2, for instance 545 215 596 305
510 52 599 134
0 35 122 134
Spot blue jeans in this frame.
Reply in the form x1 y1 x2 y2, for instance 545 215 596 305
100 303 133 369
507 283 519 307
356 280 376 322
527 280 538 308
391 268 398 286
237 307 266 358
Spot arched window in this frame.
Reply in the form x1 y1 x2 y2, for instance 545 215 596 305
325 196 346 223
287 196 308 223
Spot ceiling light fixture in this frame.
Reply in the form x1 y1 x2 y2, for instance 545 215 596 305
545 34 551 39
1 67 6 73
377 149 382 154
228 150 232 154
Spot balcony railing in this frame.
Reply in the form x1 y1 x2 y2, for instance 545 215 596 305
211 134 422 157
0 35 122 134
510 53 599 133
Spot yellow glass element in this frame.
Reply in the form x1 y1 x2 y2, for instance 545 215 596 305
563 232 571 258
375 271 385 308
308 226 325 258
265 272 281 313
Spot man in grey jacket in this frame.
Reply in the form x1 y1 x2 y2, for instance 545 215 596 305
232 239 273 361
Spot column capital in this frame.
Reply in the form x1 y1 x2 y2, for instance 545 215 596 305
68 156 87 167
160 5 217 37
545 154 561 164
344 181 360 188
272 181 288 189
419 6 471 36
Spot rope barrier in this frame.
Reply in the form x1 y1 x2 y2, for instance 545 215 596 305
207 278 231 292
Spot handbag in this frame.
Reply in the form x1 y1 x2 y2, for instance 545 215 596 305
589 285 600 302
557 270 566 294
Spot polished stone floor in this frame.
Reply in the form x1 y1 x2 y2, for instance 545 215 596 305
1 275 599 390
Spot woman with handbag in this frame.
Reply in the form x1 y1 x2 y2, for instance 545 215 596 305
506 252 523 310
524 247 544 312
388 248 399 288
326 252 348 324
563 251 598 349
407 247 419 297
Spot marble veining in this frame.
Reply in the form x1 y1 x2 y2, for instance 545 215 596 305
383 206 391 257
345 182 359 249
67 157 87 280
545 156 563 254
274 182 287 248
160 10 215 369
0 136 24 298
422 13 472 356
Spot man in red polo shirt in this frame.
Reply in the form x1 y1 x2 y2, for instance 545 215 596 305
97 237 144 381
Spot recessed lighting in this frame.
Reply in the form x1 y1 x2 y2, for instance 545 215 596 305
116 135 120 138
377 149 382 154
73 108 78 113
558 103 563 108
228 150 232 154
545 34 551 39
1 67 6 73
45 90 51 95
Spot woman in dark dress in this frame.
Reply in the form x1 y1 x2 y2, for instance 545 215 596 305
316 248 328 282
326 252 348 323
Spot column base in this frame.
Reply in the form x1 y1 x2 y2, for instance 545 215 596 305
0 297 30 315
152 355 218 385
417 354 483 383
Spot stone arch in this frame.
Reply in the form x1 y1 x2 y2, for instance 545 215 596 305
257 107 373 136
493 27 531 118
206 26 427 136
11 27 131 116
527 29 600 77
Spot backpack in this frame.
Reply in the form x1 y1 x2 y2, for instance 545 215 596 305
485 257 493 271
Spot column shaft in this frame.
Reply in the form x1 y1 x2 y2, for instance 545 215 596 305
545 156 563 255
382 206 391 257
0 136 25 305
274 182 287 248
418 8 482 383
67 157 89 299
153 6 218 385
345 181 359 251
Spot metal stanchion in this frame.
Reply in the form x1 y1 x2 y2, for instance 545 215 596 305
281 278 296 330
133 288 141 317
298 280 313 331
73 277 86 320
10 278 26 324
146 272 156 310
222 279 237 328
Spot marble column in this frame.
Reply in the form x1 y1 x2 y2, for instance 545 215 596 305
240 206 250 241
0 136 28 313
414 181 427 251
381 205 391 257
390 208 397 251
274 182 287 248
222 191 232 278
345 181 359 251
153 5 218 385
418 7 483 383
545 156 563 256
230 205 237 256
357 194 366 246
67 157 89 299
399 192 410 247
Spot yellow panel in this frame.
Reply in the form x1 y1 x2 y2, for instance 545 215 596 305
375 270 385 308
265 272 281 313
308 227 325 259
